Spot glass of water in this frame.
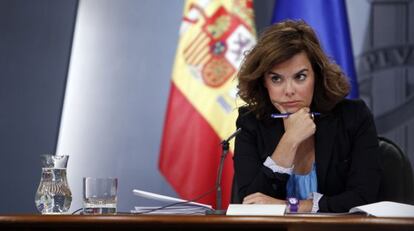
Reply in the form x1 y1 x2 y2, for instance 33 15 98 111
83 177 118 214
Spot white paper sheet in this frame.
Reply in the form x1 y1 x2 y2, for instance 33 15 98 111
226 204 286 216
349 201 414 217
132 189 212 210
132 205 210 215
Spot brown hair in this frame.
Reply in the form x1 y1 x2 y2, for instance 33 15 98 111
237 20 350 119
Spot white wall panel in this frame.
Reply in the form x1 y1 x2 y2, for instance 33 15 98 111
57 0 183 212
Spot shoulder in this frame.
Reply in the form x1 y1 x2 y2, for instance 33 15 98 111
236 106 273 134
332 99 376 135
334 98 368 111
236 106 257 128
333 99 372 119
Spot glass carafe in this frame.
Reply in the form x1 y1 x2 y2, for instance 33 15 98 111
35 155 72 214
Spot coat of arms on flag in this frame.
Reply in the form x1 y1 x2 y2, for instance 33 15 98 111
183 3 255 89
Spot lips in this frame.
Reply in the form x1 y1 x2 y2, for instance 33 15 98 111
280 101 301 107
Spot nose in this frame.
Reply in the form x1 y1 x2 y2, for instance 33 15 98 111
284 79 295 97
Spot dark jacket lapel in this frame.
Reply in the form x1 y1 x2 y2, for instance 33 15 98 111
315 114 338 192
261 119 284 160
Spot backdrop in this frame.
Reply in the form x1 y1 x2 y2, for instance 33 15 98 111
0 0 412 213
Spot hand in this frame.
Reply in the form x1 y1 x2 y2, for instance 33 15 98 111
282 107 316 145
298 199 313 213
242 192 286 204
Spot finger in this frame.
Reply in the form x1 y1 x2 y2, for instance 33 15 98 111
292 107 307 116
288 108 306 119
302 107 310 113
242 197 257 204
247 197 266 204
243 192 259 200
243 199 255 204
243 193 260 202
275 199 287 204
302 108 314 119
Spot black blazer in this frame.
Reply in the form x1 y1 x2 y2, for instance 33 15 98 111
233 99 381 212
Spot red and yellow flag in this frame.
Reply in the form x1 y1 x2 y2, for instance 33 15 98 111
159 0 256 209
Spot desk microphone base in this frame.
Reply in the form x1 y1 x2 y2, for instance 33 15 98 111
205 209 226 215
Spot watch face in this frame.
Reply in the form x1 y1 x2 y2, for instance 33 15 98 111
288 197 298 204
287 197 299 213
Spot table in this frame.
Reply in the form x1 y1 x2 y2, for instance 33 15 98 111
0 214 413 231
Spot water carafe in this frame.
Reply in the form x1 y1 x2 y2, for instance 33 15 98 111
35 155 72 214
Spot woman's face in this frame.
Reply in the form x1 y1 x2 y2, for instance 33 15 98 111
264 52 315 113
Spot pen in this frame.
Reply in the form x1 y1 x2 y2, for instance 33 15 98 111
271 112 321 119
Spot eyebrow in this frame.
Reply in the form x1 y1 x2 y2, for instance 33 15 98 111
267 68 309 77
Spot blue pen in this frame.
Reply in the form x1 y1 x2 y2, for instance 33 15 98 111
271 112 321 119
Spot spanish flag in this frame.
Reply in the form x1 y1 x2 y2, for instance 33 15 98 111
159 0 256 209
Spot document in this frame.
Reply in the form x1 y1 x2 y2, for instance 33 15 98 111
226 204 286 216
131 205 210 215
227 201 414 217
349 201 414 217
131 189 212 215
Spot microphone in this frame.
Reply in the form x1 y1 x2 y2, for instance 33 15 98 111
223 128 242 143
206 128 242 215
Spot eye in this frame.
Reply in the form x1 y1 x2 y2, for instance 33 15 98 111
270 75 282 83
295 73 307 81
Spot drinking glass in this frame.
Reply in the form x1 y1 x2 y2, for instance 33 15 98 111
83 177 118 214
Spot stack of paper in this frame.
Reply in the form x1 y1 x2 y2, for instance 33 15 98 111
226 204 286 216
131 205 210 215
131 189 213 215
349 201 414 217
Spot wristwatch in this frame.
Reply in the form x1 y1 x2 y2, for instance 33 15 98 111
287 197 299 213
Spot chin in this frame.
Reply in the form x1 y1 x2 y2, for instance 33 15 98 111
284 108 300 113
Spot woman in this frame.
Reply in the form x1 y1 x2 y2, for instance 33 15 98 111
234 20 381 213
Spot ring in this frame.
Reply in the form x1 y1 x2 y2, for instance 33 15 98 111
310 113 315 120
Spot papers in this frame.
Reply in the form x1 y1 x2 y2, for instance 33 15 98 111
131 189 212 215
349 201 414 217
133 189 211 208
226 204 286 216
226 201 414 217
132 189 414 217
131 205 209 215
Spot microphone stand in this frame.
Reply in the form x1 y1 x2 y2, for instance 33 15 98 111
206 128 241 215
